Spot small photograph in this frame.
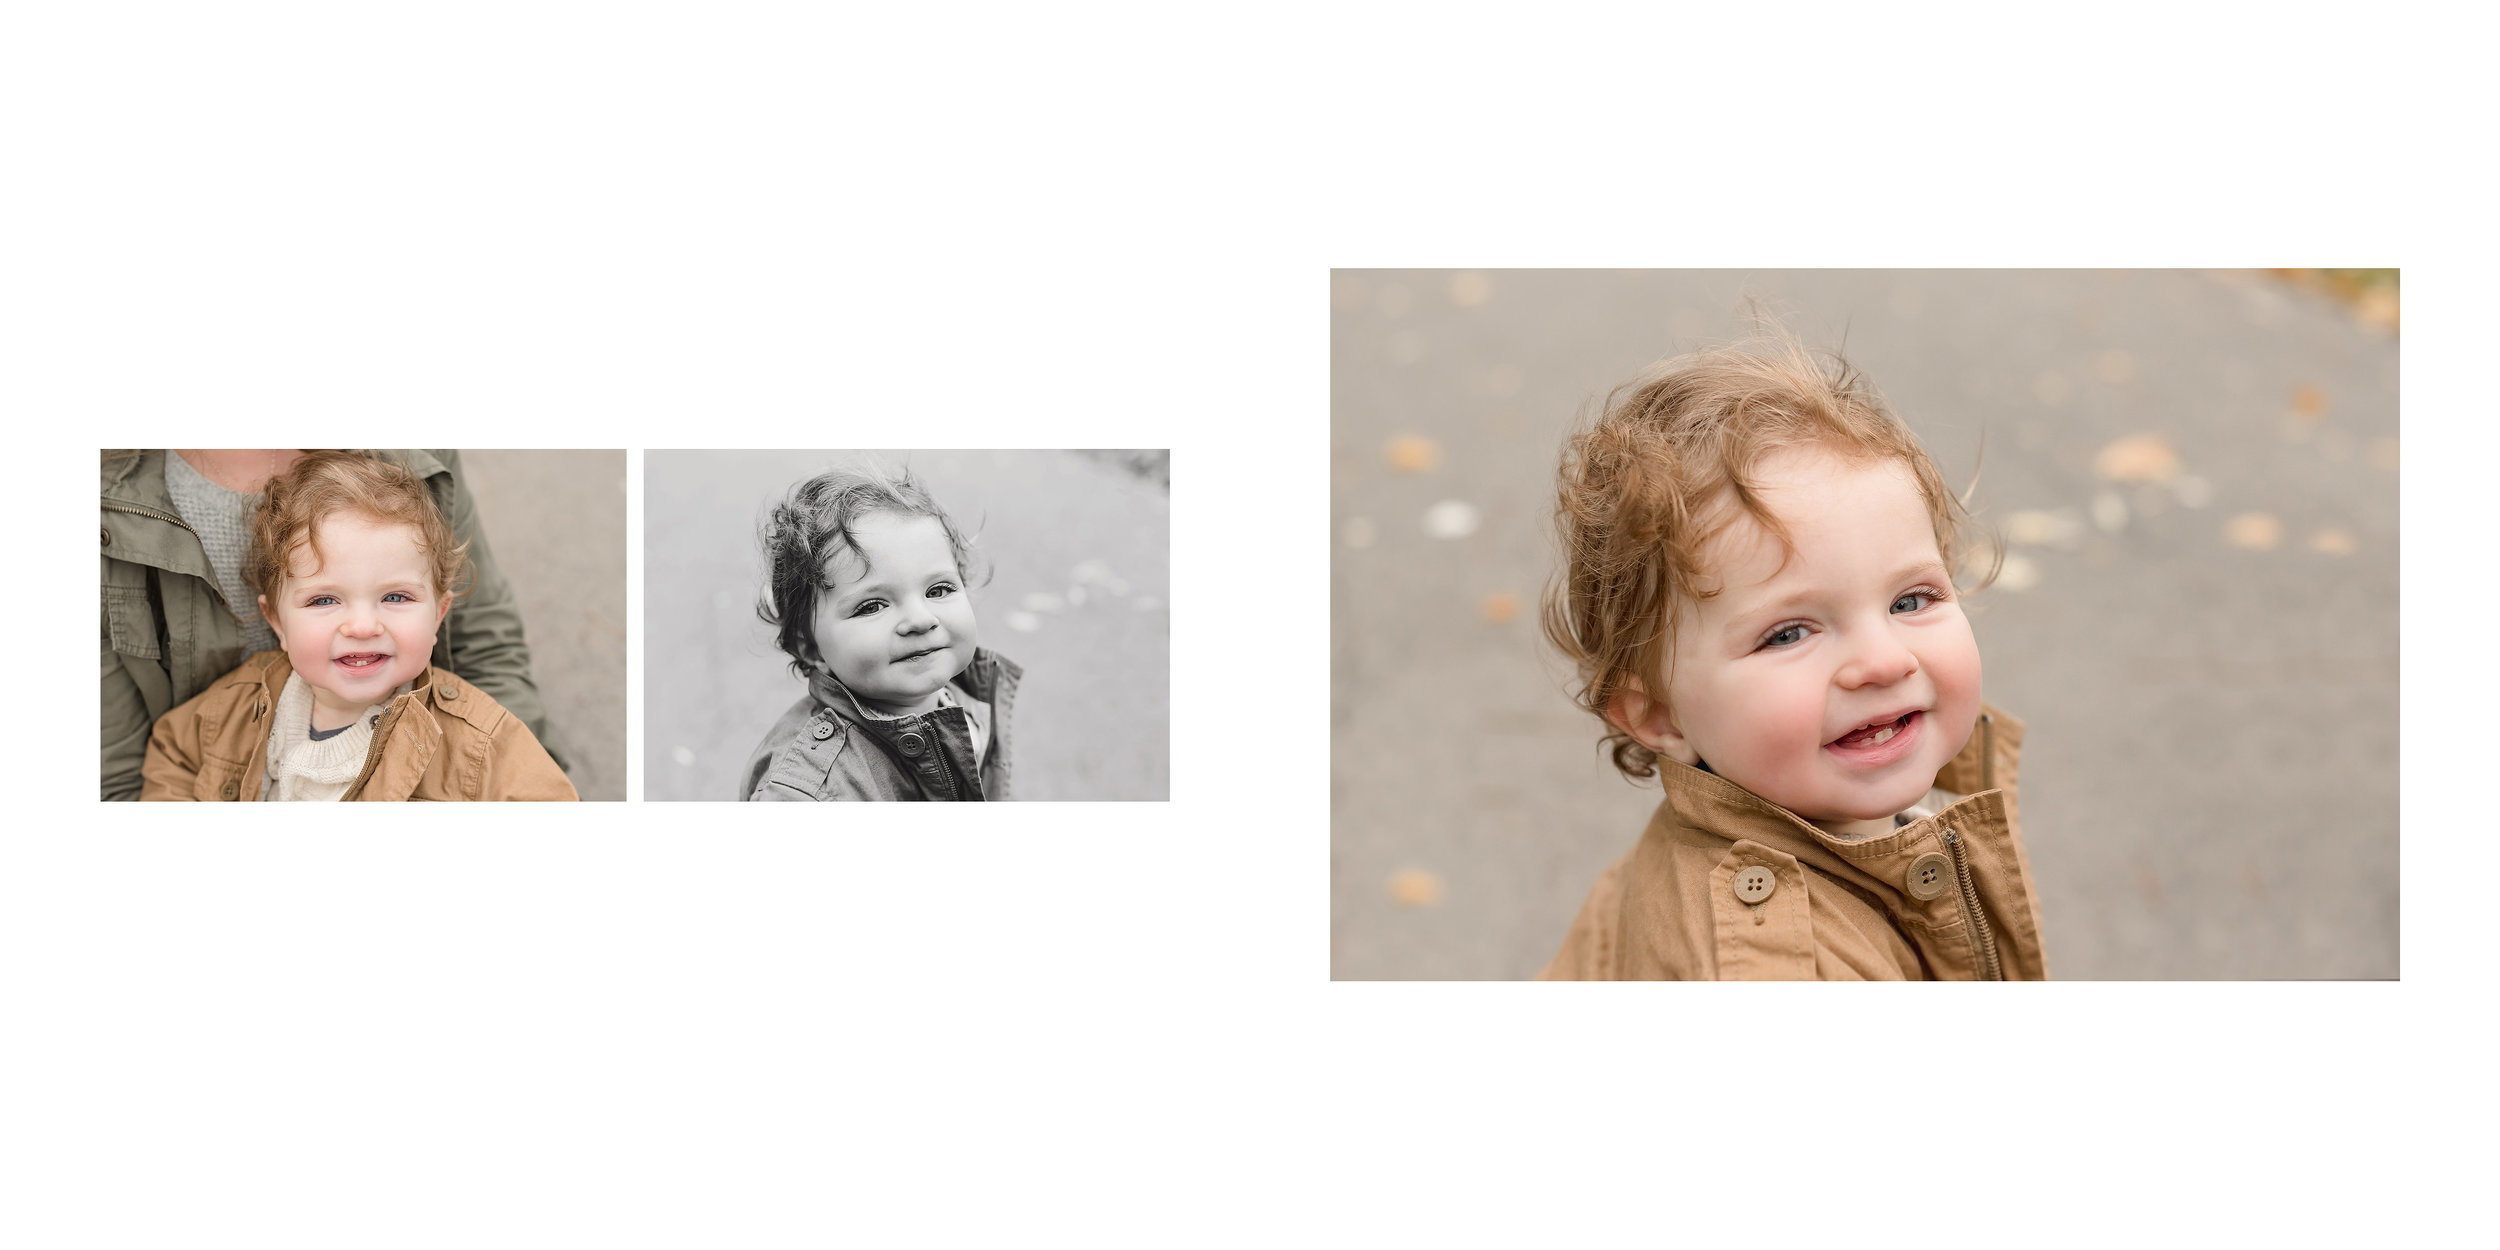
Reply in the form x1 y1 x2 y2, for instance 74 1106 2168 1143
645 450 1170 802
101 449 627 801
1331 269 2398 980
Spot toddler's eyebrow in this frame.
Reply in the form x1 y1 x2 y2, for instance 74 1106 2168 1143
1725 558 1952 618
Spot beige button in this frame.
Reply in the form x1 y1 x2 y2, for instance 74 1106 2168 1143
1733 865 1776 904
440 681 459 698
811 722 834 741
1907 851 1951 900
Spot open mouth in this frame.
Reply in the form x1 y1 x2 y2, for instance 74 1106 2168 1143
1828 710 1921 751
334 653 393 670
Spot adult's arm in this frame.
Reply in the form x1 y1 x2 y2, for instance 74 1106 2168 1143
101 644 153 801
424 450 562 770
137 687 205 801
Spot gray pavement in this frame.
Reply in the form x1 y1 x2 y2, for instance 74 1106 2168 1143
460 449 627 802
1330 270 2399 980
643 450 1169 801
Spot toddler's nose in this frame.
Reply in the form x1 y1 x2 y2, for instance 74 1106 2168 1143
1835 629 1918 689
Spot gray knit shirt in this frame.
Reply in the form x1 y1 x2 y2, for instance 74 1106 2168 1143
164 452 280 656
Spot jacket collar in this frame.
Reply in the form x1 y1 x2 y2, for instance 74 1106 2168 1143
1652 704 2022 907
219 649 443 730
806 649 1017 726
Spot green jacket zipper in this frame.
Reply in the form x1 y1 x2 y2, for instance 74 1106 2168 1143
1941 827 2004 980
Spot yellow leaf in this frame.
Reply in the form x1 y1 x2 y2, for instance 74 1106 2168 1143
1388 869 1445 907
1385 434 1442 473
2225 512 2282 550
2094 433 2181 483
1481 592 1520 623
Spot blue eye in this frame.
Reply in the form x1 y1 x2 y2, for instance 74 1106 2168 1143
383 592 413 604
1762 623 1808 649
1892 590 1938 614
307 595 338 607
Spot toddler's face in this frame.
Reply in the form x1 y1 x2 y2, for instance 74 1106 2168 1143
259 512 450 721
1642 446 1981 829
812 511 978 714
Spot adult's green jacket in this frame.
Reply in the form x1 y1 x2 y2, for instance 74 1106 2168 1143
99 449 556 800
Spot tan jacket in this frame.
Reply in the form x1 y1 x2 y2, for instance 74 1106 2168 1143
141 651 577 802
1541 707 2046 980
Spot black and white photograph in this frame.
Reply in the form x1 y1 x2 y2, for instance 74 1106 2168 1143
644 449 1171 801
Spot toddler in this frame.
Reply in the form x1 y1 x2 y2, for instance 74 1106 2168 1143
1539 330 2045 979
141 452 576 801
743 463 1020 801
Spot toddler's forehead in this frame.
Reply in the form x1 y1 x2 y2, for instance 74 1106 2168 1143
819 512 957 585
283 512 438 583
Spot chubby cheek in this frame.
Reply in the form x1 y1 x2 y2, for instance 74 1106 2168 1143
1743 679 1842 788
1922 623 1986 759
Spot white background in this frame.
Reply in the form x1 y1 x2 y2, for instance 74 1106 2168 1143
9 3 2489 1246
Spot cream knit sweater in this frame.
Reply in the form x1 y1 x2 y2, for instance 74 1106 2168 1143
260 673 407 802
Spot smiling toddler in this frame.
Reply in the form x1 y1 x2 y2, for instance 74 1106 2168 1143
743 463 1021 801
1539 330 2046 979
141 452 575 801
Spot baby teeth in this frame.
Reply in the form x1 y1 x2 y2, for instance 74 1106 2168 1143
1866 726 1895 745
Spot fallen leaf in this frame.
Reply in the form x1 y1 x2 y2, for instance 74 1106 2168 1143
1481 592 1520 623
2005 509 2084 548
1385 434 1441 473
1447 271 1492 308
2309 528 2357 556
2224 512 2282 551
1388 868 1445 907
2292 383 2328 418
2095 433 2181 483
2356 287 2399 330
1422 500 1480 540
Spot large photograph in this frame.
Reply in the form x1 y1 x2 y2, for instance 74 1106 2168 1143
1330 270 2399 979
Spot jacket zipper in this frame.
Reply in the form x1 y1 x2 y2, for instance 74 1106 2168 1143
102 499 201 536
341 701 403 800
103 500 248 620
1941 828 2004 980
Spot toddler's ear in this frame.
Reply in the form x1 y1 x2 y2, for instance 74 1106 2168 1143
257 594 282 643
1606 681 1702 767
